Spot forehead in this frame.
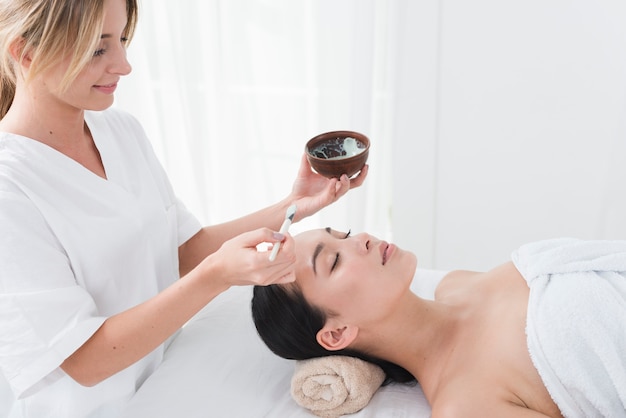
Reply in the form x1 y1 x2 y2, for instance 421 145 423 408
295 227 345 244
294 228 348 277
103 0 128 24
294 229 326 266
294 228 325 246
294 228 343 259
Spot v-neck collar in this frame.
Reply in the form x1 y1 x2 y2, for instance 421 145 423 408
0 112 111 183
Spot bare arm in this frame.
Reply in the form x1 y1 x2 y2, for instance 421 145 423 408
62 228 295 386
62 155 367 386
178 200 289 277
61 260 226 386
179 154 368 276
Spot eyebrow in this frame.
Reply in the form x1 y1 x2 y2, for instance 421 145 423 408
312 244 323 275
311 228 333 275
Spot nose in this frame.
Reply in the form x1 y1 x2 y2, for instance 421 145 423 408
109 45 132 76
353 232 372 255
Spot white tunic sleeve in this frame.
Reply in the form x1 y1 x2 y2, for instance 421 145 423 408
0 183 106 398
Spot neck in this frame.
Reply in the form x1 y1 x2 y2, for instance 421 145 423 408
1 79 87 148
2 74 107 179
355 292 463 397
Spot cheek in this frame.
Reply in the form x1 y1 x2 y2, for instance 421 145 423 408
305 277 362 315
341 265 386 304
72 71 96 90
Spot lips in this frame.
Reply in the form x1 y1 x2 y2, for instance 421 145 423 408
381 242 389 265
93 81 119 94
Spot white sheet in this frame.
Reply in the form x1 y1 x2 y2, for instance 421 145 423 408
121 269 447 418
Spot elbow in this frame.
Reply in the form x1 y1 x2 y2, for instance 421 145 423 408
75 379 99 388
61 361 110 387
68 371 110 388
67 371 107 388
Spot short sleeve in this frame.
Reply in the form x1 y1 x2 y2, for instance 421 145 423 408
174 197 202 245
0 188 105 398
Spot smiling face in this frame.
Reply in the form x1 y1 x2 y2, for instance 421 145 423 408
292 228 417 327
33 0 132 112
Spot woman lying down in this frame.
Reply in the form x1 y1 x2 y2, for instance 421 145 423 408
251 228 626 418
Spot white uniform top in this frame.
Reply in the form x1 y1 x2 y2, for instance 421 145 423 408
0 108 202 417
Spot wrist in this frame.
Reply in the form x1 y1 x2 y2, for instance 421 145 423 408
276 197 303 224
182 253 232 300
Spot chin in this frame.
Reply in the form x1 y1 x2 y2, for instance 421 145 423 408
404 252 418 281
87 102 115 112
84 95 115 111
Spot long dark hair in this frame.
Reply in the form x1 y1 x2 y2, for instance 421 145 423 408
251 284 416 385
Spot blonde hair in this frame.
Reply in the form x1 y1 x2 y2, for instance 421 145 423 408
0 0 138 119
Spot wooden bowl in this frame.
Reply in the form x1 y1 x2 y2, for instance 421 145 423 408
305 131 370 179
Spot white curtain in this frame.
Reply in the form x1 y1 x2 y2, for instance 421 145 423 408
114 0 412 239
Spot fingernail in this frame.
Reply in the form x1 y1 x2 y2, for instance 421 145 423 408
280 274 296 283
273 232 285 240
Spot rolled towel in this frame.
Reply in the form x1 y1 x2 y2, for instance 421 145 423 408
291 356 385 417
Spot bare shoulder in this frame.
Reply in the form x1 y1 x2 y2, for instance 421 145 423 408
435 261 525 299
434 269 482 300
431 387 557 418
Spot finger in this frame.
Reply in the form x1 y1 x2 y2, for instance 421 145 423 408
322 176 337 196
349 164 368 188
257 251 296 285
240 227 285 248
276 271 296 284
334 174 351 197
256 270 295 286
263 233 295 262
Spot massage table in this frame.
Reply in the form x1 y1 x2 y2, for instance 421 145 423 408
121 269 447 417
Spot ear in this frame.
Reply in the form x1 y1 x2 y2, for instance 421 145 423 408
8 37 32 69
316 324 359 351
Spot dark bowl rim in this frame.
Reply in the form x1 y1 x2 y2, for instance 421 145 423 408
305 130 370 162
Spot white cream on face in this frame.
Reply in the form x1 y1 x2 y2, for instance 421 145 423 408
309 137 365 160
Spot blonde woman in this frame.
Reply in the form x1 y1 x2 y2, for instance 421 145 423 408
0 0 367 416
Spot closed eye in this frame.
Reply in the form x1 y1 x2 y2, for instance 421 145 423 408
331 253 339 272
330 229 351 272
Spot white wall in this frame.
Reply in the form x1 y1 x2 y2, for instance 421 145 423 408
392 0 626 271
114 1 626 272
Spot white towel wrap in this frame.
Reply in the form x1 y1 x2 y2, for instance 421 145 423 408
512 238 626 417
